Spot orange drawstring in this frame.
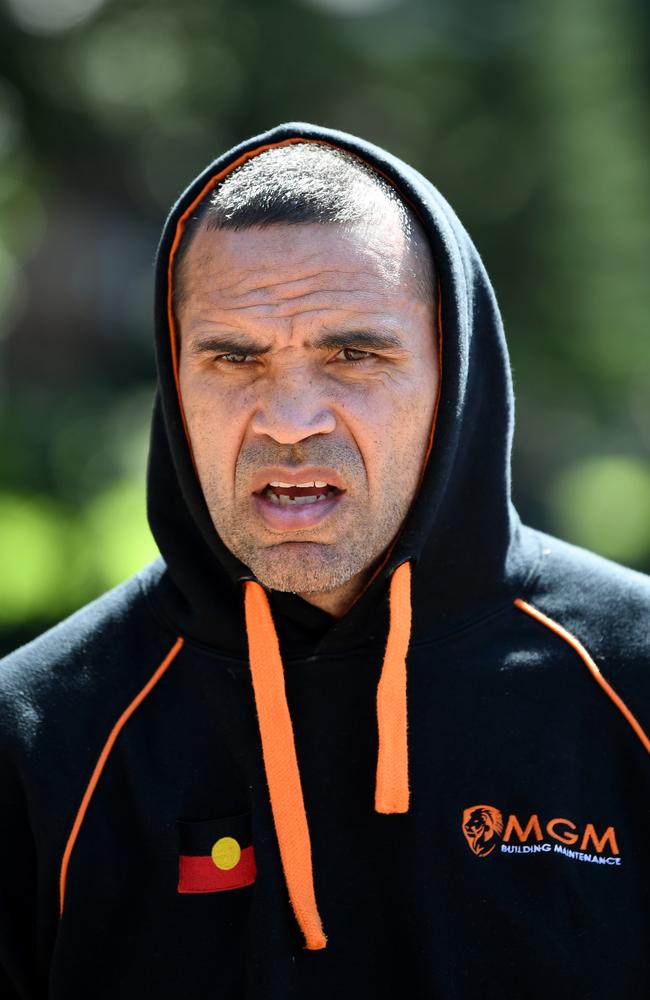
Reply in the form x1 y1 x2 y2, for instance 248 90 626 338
244 562 414 951
244 581 327 951
375 561 413 814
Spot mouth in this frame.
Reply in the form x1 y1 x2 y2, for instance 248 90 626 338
260 481 341 506
251 474 346 532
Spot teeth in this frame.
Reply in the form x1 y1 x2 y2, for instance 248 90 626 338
267 492 335 506
268 481 329 488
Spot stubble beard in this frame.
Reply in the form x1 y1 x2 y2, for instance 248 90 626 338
204 485 412 597
197 434 423 597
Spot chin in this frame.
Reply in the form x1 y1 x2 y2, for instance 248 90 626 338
246 544 363 596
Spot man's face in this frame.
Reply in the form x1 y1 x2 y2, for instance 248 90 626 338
177 217 439 612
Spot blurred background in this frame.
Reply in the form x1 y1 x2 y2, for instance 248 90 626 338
0 0 648 654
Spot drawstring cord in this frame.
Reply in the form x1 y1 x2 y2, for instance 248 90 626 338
375 561 412 813
244 580 328 951
244 561 413 951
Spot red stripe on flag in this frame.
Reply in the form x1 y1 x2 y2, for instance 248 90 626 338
178 847 256 893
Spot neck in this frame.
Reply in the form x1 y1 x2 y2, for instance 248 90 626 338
295 565 374 619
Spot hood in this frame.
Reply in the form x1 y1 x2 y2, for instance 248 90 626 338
146 121 541 950
149 121 537 652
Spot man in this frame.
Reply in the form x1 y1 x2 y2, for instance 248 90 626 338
0 122 648 999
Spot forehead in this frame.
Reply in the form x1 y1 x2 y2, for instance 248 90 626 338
178 218 422 312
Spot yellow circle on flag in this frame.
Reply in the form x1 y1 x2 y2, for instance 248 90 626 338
211 836 241 871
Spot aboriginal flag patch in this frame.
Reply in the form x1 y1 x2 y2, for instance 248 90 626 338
177 812 257 893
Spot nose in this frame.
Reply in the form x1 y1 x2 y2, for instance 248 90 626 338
250 373 336 445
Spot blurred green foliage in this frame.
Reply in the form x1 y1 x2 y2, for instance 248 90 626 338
0 0 648 654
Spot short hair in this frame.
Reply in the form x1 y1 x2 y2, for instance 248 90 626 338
171 142 436 321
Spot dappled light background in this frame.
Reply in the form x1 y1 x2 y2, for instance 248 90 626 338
0 0 649 653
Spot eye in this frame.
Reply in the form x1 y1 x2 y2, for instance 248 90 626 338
218 353 254 365
336 347 372 363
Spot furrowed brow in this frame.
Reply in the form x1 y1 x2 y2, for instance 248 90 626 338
187 330 405 357
310 330 404 351
189 335 272 357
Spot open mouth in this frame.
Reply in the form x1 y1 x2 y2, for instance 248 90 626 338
252 477 346 532
260 481 342 506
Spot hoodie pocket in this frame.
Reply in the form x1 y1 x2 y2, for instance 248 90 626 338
177 812 257 894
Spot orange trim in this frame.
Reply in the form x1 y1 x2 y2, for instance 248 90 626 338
514 599 650 755
58 637 185 916
422 277 444 471
375 561 412 813
244 581 327 950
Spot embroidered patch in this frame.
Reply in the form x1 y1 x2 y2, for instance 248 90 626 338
461 803 622 866
177 812 257 893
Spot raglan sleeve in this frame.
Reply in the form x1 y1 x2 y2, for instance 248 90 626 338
0 680 41 999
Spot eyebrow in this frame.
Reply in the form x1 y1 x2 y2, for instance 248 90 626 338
189 335 271 357
188 329 405 356
312 330 403 351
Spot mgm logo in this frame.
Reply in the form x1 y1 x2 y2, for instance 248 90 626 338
461 804 620 861
462 805 504 857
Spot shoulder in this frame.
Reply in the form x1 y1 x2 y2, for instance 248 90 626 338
519 527 650 665
0 559 179 754
0 559 167 681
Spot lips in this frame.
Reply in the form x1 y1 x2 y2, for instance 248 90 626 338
264 482 340 506
251 466 347 495
251 468 346 532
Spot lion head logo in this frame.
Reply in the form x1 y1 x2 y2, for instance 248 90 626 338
462 805 504 857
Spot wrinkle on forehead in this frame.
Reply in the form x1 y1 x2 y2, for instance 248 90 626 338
178 221 428 335
212 270 394 305
194 280 405 317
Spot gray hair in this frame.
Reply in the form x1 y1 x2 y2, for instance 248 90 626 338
172 142 435 316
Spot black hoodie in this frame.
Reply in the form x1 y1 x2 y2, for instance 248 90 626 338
1 122 649 999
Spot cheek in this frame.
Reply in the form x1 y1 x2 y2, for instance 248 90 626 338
179 371 250 497
398 389 436 454
343 377 436 450
340 374 436 489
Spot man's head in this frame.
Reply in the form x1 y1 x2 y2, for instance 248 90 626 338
174 143 440 615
